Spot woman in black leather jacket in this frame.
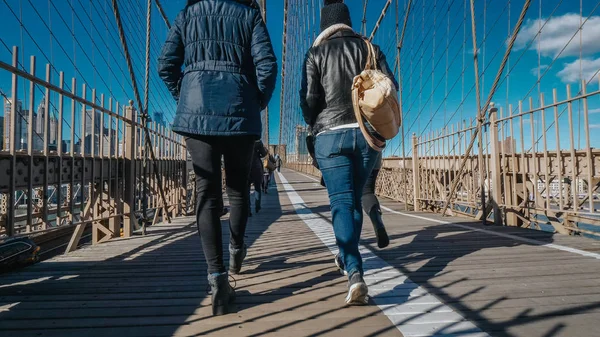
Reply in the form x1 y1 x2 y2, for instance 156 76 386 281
300 0 397 306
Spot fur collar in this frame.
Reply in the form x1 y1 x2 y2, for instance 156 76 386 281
313 24 354 47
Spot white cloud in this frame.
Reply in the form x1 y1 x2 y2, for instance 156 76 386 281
530 64 549 76
589 124 600 129
557 57 600 83
468 48 481 55
515 14 600 58
589 108 600 114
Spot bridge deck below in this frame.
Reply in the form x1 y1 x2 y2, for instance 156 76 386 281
1 169 600 337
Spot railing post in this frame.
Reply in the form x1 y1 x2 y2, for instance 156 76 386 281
6 46 19 237
123 101 136 238
412 133 420 212
489 103 503 226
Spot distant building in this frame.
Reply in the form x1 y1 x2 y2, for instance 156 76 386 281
498 136 516 154
153 112 166 127
0 116 3 150
83 108 118 156
3 98 61 152
61 139 81 154
537 178 586 198
33 100 59 151
3 97 29 151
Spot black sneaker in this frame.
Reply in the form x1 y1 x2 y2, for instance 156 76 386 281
220 207 229 217
255 203 261 214
229 244 247 275
208 272 236 316
345 272 369 305
334 253 348 275
368 207 389 249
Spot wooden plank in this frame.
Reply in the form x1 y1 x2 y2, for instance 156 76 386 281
4 169 600 337
0 180 402 337
284 170 600 337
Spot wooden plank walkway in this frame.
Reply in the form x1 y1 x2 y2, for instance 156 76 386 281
0 168 599 337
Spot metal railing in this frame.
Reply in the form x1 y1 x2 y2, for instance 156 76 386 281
285 77 600 237
0 46 192 251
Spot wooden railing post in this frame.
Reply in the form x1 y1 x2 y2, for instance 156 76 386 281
123 101 137 238
412 133 420 212
489 103 503 225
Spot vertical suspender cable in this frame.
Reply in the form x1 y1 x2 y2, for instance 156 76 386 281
441 0 532 217
278 0 288 157
110 0 171 224
467 0 487 224
141 0 152 232
362 0 369 35
397 0 412 209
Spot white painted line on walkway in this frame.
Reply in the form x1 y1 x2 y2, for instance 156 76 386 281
290 170 600 261
297 172 320 183
277 171 489 337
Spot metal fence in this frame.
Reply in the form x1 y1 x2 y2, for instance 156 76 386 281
287 78 600 236
0 46 191 251
280 0 600 237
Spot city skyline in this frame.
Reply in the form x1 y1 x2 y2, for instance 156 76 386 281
2 97 58 152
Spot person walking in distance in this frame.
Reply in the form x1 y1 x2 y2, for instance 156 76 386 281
275 153 282 172
262 152 276 193
249 140 267 216
158 0 277 316
300 0 397 305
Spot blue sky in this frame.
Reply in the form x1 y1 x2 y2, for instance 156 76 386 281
0 0 598 153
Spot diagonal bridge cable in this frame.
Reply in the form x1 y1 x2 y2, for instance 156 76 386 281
440 0 532 217
110 0 171 224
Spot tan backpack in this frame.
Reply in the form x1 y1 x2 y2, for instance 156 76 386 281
352 39 401 152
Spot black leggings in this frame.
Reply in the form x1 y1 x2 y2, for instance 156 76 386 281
362 169 380 213
186 135 255 274
249 171 263 211
262 172 272 191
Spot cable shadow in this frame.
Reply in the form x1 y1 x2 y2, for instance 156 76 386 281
284 168 600 337
0 174 290 336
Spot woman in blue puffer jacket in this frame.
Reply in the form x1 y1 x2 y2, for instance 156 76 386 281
158 0 277 316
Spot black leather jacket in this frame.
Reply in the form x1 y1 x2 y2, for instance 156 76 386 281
300 29 397 136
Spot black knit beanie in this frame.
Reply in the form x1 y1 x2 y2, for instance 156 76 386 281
320 0 352 31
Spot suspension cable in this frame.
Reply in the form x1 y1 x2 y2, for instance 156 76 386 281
154 0 171 29
369 0 393 41
110 0 171 223
278 0 288 153
441 0 532 217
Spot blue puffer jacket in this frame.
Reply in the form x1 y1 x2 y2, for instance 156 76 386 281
158 0 278 137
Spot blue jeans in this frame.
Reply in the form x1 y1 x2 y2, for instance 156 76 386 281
315 128 379 277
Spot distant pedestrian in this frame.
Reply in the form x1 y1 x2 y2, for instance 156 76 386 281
275 154 282 172
262 152 276 193
249 140 268 216
158 0 277 316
